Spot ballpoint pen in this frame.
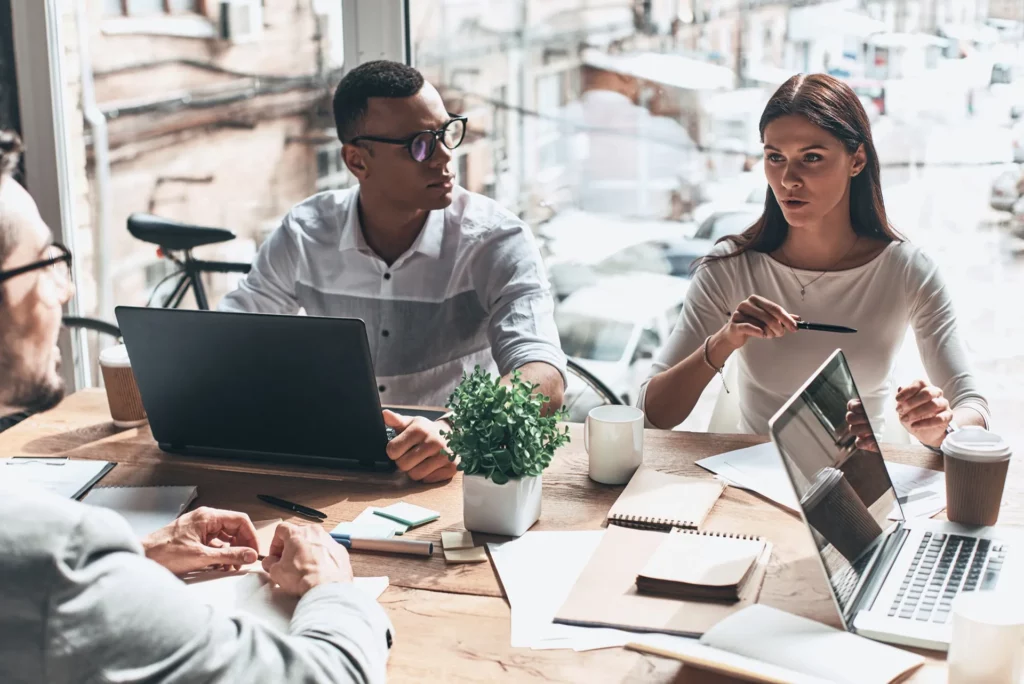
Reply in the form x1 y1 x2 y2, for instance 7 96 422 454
330 532 434 557
727 312 856 334
256 494 327 520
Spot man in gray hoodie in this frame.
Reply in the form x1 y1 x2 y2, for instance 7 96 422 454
0 130 393 684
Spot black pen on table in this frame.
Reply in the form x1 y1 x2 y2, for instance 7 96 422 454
256 494 327 520
727 312 856 334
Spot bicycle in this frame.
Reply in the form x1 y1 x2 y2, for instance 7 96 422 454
61 214 623 415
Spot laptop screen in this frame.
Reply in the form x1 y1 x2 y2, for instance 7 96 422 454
769 350 903 620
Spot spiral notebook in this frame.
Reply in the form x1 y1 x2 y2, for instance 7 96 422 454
606 465 725 531
636 529 767 601
555 525 772 637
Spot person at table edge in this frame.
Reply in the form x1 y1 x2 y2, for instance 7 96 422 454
0 129 392 684
639 74 989 449
220 60 566 483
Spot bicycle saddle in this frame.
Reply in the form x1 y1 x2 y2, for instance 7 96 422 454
127 213 237 251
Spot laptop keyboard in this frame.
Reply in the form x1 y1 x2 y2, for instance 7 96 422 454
887 532 1007 624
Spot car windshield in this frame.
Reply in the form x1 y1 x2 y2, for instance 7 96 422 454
556 312 633 362
696 212 758 240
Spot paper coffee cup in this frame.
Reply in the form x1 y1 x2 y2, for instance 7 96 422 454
801 466 883 563
585 405 644 485
942 427 1011 526
99 344 147 429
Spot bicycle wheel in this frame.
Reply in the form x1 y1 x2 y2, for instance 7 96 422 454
563 358 623 423
63 316 121 339
62 316 122 389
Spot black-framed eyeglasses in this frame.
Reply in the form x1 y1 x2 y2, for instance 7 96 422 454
349 115 468 163
0 243 72 287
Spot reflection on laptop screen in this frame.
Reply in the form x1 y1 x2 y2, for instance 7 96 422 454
770 350 902 619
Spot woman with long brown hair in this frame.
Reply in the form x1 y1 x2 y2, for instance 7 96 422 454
639 74 989 447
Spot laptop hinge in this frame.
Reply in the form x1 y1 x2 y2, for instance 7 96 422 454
848 522 909 624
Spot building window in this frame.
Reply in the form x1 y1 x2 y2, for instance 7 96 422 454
316 138 354 192
536 73 563 172
105 0 200 17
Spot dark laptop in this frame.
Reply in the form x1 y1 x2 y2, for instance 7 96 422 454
115 307 400 471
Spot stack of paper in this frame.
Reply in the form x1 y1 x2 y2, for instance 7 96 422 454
696 444 946 520
1 458 114 499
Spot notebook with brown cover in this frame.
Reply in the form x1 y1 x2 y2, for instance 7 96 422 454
606 465 725 531
636 529 767 602
555 525 773 637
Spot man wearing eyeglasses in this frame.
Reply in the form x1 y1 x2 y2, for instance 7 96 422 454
0 131 392 683
221 60 567 484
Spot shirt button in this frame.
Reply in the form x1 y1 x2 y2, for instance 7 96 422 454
382 329 390 338
378 385 386 393
383 273 391 280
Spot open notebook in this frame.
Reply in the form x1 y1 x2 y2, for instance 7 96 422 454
555 525 772 637
627 605 924 684
81 485 197 537
637 529 766 602
606 465 725 531
185 519 389 632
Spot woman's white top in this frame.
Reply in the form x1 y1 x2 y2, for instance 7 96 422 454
638 240 990 434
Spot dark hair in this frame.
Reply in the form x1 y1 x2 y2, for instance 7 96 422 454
0 129 23 268
332 60 425 143
701 73 902 269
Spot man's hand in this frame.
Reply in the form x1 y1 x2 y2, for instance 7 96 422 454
142 507 259 576
382 410 458 483
896 380 953 449
261 522 353 597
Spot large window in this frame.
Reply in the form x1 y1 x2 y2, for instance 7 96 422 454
15 0 1024 438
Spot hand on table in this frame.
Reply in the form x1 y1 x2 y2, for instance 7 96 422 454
261 522 353 597
719 295 800 349
142 507 259 576
383 410 458 483
846 399 880 453
896 380 952 449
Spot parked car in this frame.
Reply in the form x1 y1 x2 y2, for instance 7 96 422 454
556 273 690 409
661 204 763 274
991 167 1024 212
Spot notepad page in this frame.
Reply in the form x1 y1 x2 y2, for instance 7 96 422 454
81 486 198 537
606 466 725 528
1 459 113 499
640 532 764 588
700 605 924 684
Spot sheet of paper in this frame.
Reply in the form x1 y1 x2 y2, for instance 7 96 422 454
697 445 946 520
186 571 389 632
700 605 924 684
442 530 475 550
1 458 114 499
487 530 669 651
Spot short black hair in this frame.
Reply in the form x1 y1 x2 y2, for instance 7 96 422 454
0 130 23 268
332 60 425 143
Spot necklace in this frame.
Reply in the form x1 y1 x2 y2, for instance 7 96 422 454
782 236 860 300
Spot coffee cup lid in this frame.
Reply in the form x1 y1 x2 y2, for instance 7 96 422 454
98 344 131 368
800 466 843 509
941 426 1011 462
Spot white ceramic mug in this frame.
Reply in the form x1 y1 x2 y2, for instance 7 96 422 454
584 405 644 485
948 590 1024 684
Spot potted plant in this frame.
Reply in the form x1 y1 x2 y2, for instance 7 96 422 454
443 366 570 537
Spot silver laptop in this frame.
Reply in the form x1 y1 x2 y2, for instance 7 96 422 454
768 349 1021 651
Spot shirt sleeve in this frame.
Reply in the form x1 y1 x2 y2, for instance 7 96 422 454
46 506 392 684
472 218 568 383
636 253 731 427
218 214 302 315
904 247 990 426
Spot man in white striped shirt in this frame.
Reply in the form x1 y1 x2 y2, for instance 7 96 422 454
220 61 566 483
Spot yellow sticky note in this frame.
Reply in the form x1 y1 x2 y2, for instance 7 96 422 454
444 546 488 563
442 530 474 550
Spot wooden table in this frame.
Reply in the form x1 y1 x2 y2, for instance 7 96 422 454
6 390 1019 682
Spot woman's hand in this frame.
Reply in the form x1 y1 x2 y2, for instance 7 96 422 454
845 399 880 453
896 380 953 448
719 295 800 349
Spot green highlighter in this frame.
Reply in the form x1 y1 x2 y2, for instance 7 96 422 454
373 501 441 528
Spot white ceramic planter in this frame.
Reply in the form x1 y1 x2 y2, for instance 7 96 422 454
462 473 542 537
